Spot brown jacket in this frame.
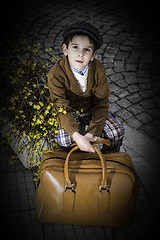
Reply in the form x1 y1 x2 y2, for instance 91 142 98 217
48 56 110 137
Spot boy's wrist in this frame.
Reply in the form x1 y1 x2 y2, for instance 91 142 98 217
72 132 81 141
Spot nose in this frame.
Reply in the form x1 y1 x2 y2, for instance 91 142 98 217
78 49 84 57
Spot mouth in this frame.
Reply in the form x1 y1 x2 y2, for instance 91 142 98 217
75 60 83 63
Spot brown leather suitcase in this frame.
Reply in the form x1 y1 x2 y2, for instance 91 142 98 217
36 140 139 227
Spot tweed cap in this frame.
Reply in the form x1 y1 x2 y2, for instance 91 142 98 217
62 22 103 49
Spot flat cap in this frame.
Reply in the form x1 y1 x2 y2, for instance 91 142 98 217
62 22 103 50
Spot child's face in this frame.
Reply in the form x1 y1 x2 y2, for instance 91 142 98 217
63 35 97 72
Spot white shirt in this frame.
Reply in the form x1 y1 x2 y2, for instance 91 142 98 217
71 69 88 92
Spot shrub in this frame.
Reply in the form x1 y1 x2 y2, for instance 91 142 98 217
0 35 60 178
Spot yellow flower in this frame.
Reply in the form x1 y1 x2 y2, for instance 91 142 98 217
44 110 49 115
39 115 44 120
32 62 37 68
47 105 51 110
39 102 44 107
32 115 36 122
48 118 54 125
9 106 15 110
76 110 80 114
63 110 67 114
33 104 41 110
36 119 42 124
54 122 58 127
23 131 26 137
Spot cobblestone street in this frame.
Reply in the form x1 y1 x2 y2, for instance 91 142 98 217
3 0 160 140
1 0 160 239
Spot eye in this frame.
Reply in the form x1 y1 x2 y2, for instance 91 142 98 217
72 45 78 49
84 48 91 52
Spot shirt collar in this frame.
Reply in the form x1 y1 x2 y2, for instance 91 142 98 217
69 63 89 76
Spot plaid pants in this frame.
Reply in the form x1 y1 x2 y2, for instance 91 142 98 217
54 112 124 152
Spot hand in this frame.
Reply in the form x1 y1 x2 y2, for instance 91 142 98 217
72 132 97 152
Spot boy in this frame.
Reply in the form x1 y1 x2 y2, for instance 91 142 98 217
48 22 124 152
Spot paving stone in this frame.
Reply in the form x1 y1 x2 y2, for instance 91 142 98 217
106 67 115 76
126 92 143 104
114 60 124 68
125 63 137 72
109 102 121 113
141 120 160 138
108 83 121 93
136 112 153 124
127 85 140 93
137 77 151 84
127 103 145 115
116 79 129 88
114 89 130 98
114 67 125 73
119 45 133 51
148 108 160 120
109 94 119 103
140 99 156 109
122 72 138 84
116 108 133 120
138 82 151 90
109 73 123 82
115 50 129 61
117 98 131 108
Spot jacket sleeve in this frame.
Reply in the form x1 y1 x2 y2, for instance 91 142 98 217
86 66 110 137
48 65 79 137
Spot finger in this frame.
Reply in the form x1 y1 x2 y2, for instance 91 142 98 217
90 136 97 142
89 146 95 152
93 136 98 141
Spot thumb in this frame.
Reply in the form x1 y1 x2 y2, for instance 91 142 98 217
90 136 98 142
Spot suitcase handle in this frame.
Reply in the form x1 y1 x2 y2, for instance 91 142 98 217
64 145 108 192
71 138 111 148
93 138 111 146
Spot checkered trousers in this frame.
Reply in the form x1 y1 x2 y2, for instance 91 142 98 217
54 112 124 152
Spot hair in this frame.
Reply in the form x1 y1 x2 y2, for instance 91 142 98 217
63 32 97 53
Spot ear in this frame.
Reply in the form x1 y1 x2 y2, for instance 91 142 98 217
62 43 68 56
90 50 97 61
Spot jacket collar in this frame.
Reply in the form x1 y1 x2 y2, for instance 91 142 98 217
60 56 95 94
